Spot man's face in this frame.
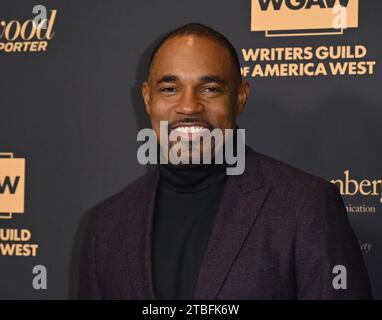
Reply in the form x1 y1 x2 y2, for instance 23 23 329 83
141 35 249 163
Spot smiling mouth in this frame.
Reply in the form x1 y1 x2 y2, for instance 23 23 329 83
169 124 212 141
172 126 210 133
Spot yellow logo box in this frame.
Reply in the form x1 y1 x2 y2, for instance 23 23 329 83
0 153 25 219
251 0 358 33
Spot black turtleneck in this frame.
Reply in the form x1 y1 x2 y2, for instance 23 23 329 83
152 162 228 300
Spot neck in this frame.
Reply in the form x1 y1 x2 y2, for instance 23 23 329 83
158 162 227 193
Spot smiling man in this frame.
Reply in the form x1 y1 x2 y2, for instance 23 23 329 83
79 23 372 300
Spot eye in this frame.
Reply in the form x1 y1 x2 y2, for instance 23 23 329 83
202 86 223 93
159 87 177 93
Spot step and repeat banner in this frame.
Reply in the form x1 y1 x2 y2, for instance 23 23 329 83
0 0 381 299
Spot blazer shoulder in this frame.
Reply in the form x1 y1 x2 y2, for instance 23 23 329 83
86 167 158 227
248 148 338 196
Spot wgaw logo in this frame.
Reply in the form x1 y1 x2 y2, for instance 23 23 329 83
0 153 25 219
251 0 359 37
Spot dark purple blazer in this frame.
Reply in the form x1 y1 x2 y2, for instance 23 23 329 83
79 146 372 299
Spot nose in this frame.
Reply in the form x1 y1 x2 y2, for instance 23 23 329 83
174 88 204 115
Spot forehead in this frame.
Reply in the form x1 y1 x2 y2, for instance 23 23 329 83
149 35 235 82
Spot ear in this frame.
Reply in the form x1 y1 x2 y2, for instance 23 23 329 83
236 80 250 116
141 81 151 115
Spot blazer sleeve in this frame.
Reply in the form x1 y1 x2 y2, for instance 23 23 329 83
294 181 372 299
78 212 102 299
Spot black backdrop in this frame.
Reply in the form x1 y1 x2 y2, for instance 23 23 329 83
0 0 381 299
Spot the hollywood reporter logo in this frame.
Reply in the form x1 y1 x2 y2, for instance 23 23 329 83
0 5 57 53
137 121 246 176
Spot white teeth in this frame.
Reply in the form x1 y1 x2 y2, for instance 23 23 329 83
173 126 209 133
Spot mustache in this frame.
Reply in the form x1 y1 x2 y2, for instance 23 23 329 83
168 118 214 131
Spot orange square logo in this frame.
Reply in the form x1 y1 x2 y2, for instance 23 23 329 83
0 153 25 219
251 0 359 37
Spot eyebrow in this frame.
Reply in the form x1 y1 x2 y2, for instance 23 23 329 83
157 75 178 84
156 74 226 85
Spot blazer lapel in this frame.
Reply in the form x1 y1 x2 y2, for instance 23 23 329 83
193 147 271 299
125 167 159 299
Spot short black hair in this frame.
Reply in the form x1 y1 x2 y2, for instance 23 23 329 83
147 22 242 81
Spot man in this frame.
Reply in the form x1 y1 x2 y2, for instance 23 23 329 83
79 23 372 299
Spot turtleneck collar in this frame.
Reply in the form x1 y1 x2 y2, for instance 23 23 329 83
158 162 227 193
